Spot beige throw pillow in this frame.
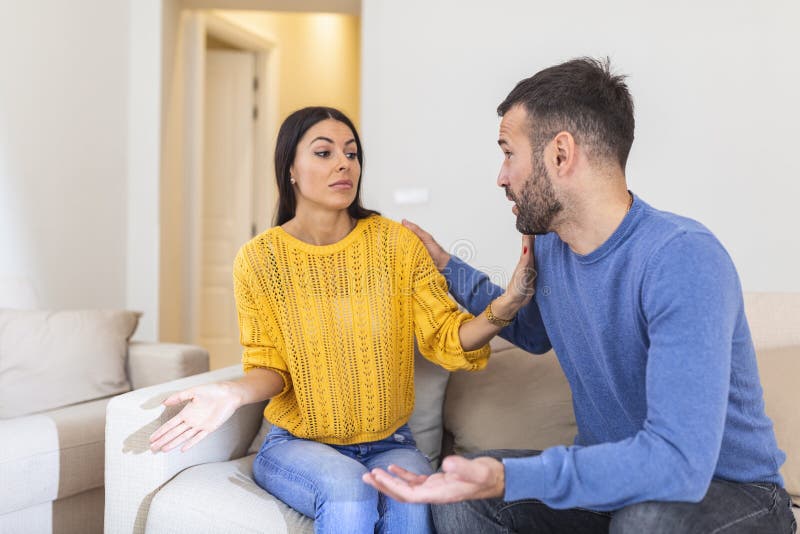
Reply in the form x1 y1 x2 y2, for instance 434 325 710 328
0 309 140 418
757 345 800 505
444 343 577 454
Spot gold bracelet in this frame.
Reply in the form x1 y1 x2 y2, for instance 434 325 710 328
484 300 515 327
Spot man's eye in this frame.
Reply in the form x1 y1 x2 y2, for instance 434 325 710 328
345 152 358 160
504 151 512 159
314 151 330 158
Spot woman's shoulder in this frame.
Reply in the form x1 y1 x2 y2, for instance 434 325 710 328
363 215 418 243
234 227 282 267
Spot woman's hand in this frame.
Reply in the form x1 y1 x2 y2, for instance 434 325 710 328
149 382 242 453
507 234 536 307
490 235 536 319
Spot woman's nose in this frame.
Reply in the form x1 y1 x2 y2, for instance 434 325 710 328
337 152 350 171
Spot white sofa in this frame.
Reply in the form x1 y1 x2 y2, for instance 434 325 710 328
0 340 208 534
104 293 800 533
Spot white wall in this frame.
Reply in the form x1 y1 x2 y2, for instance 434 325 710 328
127 0 164 340
361 0 800 291
0 1 130 309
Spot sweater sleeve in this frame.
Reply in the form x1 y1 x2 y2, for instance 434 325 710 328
502 232 739 510
233 246 291 394
409 237 490 372
442 256 551 354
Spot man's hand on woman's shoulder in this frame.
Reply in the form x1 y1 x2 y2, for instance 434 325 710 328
402 219 451 271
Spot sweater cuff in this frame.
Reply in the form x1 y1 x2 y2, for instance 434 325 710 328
502 455 546 502
441 255 461 289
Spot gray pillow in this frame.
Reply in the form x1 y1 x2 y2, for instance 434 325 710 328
0 309 140 418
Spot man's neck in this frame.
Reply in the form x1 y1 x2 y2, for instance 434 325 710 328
555 187 632 256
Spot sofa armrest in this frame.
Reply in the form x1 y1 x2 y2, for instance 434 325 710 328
104 365 267 534
127 341 209 390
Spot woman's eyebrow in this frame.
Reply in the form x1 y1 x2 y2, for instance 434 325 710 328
308 136 357 146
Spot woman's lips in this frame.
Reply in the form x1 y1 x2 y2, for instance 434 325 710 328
329 180 353 190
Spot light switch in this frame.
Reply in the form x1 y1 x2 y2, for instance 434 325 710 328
392 187 429 205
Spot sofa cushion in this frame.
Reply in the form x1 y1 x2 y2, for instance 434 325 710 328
247 344 451 467
0 396 108 514
147 454 313 533
444 341 577 455
0 309 140 418
744 293 800 350
757 345 800 505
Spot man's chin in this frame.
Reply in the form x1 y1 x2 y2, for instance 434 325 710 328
516 219 541 235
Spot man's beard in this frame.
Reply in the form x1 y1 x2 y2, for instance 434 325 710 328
508 154 563 235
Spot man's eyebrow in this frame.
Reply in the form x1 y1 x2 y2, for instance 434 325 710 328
498 138 510 147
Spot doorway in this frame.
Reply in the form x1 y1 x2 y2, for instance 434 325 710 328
159 6 361 369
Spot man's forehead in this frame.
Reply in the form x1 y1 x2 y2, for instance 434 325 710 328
499 105 530 141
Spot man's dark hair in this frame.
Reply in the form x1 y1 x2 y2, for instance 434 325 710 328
497 57 635 169
273 106 379 226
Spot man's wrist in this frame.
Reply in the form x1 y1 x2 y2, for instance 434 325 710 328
494 459 506 498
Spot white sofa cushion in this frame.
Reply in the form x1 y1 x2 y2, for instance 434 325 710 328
0 309 140 418
0 397 108 514
146 455 313 534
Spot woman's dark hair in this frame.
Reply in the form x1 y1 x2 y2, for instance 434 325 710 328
273 106 379 226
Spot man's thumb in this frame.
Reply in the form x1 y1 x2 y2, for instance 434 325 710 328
440 455 479 481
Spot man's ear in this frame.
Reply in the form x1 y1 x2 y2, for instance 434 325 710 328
552 131 576 176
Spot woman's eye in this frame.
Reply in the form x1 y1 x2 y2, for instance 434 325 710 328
314 151 330 158
346 152 358 160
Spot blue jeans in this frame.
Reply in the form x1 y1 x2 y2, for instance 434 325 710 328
252 424 434 534
432 449 797 534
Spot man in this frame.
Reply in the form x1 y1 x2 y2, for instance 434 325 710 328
362 58 796 533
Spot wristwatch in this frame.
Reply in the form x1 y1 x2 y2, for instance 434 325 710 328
484 300 516 327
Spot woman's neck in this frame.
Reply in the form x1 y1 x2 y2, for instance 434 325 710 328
282 209 357 246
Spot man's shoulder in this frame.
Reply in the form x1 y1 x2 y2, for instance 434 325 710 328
638 201 714 240
632 201 725 259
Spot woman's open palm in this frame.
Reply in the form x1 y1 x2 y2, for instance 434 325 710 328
149 383 240 452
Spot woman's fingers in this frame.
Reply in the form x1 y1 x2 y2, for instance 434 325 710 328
181 429 209 452
151 421 192 451
149 413 185 444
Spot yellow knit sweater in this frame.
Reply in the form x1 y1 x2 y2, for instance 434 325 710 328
233 215 490 445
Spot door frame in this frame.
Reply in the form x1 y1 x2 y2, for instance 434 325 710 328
182 11 279 344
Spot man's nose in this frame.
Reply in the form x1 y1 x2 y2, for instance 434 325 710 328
497 169 508 188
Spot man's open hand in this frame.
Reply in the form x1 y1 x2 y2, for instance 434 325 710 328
362 455 505 504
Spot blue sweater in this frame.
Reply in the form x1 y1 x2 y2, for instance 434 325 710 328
443 195 785 511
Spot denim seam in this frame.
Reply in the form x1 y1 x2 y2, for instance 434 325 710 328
708 506 770 534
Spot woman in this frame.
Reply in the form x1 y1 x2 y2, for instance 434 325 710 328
149 107 534 533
